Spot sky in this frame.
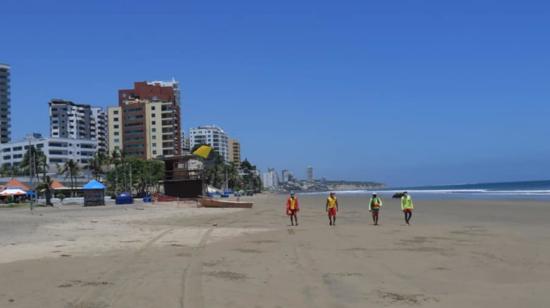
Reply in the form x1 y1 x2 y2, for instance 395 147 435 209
1 0 549 186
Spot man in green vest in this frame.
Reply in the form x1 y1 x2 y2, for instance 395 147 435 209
368 193 383 225
401 191 414 225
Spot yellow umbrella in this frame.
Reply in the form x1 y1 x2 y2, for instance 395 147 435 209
193 145 213 159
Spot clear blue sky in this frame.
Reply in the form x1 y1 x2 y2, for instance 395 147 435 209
1 0 549 186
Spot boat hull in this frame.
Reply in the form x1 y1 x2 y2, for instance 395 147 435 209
199 198 253 208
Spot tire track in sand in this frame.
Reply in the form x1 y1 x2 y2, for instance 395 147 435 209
70 228 174 307
179 208 273 308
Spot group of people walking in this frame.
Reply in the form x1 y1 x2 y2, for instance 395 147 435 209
285 191 414 226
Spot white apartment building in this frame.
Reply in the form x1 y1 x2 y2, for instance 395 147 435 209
0 133 98 168
189 125 229 162
107 106 123 155
262 168 279 189
91 107 108 154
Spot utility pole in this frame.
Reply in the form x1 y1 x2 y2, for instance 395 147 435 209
28 138 34 212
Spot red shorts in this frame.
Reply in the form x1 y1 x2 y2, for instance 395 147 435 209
287 209 298 216
328 207 337 217
403 209 412 213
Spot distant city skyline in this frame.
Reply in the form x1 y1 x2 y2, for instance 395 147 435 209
2 1 550 186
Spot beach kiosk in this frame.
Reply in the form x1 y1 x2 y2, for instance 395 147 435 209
83 179 106 206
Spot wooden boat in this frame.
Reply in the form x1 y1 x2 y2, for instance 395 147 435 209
199 197 253 208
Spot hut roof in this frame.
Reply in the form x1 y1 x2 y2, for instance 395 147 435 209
83 179 106 190
50 180 67 190
5 178 30 191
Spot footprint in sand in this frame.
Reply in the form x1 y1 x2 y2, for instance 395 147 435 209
234 248 263 254
205 271 247 281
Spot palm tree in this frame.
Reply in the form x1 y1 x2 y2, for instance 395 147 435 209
20 145 47 184
60 159 80 197
86 153 108 180
110 150 122 194
36 175 54 206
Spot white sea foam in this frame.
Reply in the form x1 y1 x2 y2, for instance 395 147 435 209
304 189 550 197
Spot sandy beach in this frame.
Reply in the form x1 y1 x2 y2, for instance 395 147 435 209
0 194 549 307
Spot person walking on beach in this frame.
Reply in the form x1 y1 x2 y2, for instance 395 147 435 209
401 191 414 225
326 192 339 226
369 193 382 225
286 192 300 226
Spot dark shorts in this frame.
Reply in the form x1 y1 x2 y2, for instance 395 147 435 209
403 209 412 213
371 208 380 213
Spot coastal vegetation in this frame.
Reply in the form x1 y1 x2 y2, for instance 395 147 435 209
193 145 262 193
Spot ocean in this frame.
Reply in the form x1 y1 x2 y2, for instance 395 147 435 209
304 180 550 201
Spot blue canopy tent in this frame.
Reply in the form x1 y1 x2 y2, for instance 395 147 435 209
83 180 106 206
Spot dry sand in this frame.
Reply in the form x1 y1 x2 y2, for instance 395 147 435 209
0 194 549 307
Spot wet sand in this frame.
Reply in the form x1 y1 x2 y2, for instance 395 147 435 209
0 194 549 307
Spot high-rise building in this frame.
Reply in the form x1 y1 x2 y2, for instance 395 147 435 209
0 64 11 143
48 99 107 153
262 168 279 189
118 80 182 159
228 138 241 165
91 107 107 154
281 169 293 183
307 166 314 182
107 106 123 155
189 125 229 161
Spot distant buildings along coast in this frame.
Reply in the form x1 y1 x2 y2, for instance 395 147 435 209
262 165 383 192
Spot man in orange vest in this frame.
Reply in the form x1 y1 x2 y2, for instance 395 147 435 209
286 191 300 226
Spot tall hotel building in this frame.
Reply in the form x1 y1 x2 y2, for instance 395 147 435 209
228 138 241 164
189 125 229 162
0 64 11 144
115 80 182 159
48 99 107 153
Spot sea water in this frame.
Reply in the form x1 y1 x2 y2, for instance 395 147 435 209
304 180 550 201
